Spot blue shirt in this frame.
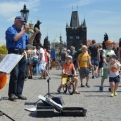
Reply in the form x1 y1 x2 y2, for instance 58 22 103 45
5 25 29 50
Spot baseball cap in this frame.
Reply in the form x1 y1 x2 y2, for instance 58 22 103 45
15 16 25 22
66 55 72 59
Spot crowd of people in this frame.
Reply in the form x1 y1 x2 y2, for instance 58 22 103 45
5 15 120 102
25 44 51 80
58 39 120 97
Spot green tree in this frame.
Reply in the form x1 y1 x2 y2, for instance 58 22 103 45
0 45 8 54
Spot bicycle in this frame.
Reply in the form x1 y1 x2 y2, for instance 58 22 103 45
63 74 76 95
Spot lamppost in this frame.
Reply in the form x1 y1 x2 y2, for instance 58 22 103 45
20 4 29 23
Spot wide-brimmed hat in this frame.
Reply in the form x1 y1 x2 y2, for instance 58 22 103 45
15 16 25 22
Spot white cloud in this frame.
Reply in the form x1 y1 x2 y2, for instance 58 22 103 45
7 17 15 22
0 0 41 18
67 0 96 7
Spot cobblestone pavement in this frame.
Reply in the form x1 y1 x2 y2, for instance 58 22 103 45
0 70 121 121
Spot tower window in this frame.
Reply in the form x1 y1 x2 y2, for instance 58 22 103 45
76 36 79 39
70 36 73 39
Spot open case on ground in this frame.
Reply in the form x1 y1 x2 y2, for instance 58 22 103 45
36 103 54 117
36 95 87 117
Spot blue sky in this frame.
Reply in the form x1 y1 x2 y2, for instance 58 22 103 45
0 0 121 45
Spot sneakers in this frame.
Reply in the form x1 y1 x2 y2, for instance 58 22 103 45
110 92 117 97
92 76 94 79
99 86 103 91
114 91 117 96
110 93 114 97
8 95 17 101
94 73 98 78
18 95 27 100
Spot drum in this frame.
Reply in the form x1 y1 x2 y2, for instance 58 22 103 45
0 73 7 89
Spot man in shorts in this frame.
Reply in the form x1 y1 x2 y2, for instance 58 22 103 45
88 40 100 78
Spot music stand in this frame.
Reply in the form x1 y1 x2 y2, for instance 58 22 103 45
34 69 53 105
0 53 25 121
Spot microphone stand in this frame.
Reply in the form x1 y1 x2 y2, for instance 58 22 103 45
34 69 53 105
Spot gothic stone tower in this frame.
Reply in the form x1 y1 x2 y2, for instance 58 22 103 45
66 10 87 50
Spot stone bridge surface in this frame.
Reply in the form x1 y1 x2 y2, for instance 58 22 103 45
0 70 121 121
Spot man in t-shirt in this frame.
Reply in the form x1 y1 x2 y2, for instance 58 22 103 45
88 40 100 78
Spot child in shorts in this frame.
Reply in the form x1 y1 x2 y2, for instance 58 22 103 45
77 45 93 87
107 55 120 97
57 55 80 94
99 40 115 91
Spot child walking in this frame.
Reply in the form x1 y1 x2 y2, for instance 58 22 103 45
77 45 93 87
99 40 116 91
107 55 120 97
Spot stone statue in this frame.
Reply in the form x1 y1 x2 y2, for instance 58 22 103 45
43 36 50 50
33 20 42 46
102 33 109 49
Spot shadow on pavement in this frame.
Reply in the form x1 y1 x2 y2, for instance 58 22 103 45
94 85 110 87
24 102 36 106
84 95 108 97
50 92 70 95
81 90 107 92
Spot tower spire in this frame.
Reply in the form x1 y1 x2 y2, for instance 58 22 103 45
83 18 86 27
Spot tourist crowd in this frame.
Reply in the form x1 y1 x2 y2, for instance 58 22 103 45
5 15 120 102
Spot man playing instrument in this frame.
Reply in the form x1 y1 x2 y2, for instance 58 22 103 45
5 16 39 101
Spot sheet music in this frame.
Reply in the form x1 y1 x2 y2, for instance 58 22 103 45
0 54 24 74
